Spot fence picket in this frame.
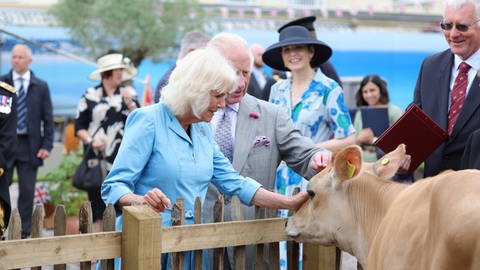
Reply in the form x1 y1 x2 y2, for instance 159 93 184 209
231 196 245 270
194 197 202 270
31 204 45 270
172 199 185 270
101 203 116 270
53 205 67 270
79 202 93 270
213 195 224 270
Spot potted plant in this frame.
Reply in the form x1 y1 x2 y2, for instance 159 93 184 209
39 151 88 232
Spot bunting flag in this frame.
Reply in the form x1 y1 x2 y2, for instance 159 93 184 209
303 9 311 17
141 74 153 107
335 8 343 17
321 8 329 18
237 8 244 18
254 8 262 19
220 7 229 18
287 8 295 19
34 182 50 205
368 5 374 16
270 8 278 17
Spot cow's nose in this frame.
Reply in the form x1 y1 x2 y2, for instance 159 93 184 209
307 190 315 199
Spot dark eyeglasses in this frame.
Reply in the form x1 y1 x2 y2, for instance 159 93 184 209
440 19 480 32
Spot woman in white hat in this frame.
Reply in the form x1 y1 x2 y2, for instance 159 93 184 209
74 53 139 229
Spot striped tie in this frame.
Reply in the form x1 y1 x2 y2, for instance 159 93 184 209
17 77 27 132
215 107 234 162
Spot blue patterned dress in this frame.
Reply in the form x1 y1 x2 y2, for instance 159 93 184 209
269 70 355 269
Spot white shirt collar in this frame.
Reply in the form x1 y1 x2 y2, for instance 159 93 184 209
454 49 480 71
12 70 31 82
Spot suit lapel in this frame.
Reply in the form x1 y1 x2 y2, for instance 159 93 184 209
233 94 258 171
437 52 454 131
449 75 480 139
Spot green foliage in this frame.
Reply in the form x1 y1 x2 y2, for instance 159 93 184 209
39 152 88 216
49 0 204 66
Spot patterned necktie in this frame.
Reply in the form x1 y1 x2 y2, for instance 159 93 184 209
215 107 234 162
448 62 470 135
16 77 27 132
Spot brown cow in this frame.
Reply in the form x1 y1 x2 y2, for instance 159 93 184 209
286 144 480 270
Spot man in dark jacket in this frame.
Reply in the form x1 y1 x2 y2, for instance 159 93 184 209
0 44 54 238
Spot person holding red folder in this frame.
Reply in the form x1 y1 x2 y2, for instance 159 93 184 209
413 0 480 177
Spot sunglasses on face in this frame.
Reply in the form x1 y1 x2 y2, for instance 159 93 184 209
440 19 480 32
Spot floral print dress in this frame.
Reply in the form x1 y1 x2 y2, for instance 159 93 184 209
75 84 139 171
269 70 355 269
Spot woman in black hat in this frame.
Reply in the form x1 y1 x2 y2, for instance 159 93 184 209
263 25 356 268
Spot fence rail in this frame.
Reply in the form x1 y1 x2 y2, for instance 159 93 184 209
0 197 338 269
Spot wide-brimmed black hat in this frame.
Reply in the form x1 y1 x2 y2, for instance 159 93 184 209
262 25 332 71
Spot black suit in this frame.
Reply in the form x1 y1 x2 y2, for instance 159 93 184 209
414 49 480 177
0 70 54 237
0 82 17 237
461 129 480 169
247 72 276 101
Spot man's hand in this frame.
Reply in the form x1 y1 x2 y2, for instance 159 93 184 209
36 148 50 159
309 150 332 172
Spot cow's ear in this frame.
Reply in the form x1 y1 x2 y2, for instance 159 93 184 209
334 145 362 182
374 144 407 179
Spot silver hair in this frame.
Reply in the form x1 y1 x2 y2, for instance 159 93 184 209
445 0 480 19
162 47 238 118
207 32 254 70
178 30 211 59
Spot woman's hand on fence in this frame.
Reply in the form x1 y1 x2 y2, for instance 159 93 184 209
144 188 172 213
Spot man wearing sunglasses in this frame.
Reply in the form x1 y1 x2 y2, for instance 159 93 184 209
413 0 480 177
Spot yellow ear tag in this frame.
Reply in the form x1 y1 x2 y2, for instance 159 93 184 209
346 160 356 178
381 158 389 166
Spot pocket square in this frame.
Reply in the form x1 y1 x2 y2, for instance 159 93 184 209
253 136 271 148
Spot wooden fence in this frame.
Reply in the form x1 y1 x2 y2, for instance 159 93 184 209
0 196 338 270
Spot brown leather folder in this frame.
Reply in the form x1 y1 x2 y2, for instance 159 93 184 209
375 103 449 172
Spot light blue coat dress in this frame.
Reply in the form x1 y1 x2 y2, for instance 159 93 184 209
101 102 262 269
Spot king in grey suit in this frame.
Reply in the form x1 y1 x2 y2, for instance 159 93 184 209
413 1 480 177
204 33 331 269
0 44 54 238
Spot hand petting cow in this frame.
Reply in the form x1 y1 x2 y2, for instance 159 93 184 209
286 144 480 270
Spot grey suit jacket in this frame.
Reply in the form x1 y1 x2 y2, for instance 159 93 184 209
413 49 480 177
204 94 320 222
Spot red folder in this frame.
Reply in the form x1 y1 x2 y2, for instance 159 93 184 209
375 104 449 172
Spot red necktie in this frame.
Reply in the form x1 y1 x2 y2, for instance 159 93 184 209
448 62 470 135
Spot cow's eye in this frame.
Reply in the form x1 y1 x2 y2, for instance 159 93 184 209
307 190 315 199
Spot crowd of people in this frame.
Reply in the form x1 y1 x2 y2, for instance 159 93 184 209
1 0 480 269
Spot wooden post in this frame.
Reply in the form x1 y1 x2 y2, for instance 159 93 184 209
122 205 162 270
303 244 338 270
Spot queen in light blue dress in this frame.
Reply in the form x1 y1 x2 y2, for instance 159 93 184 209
263 25 355 269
